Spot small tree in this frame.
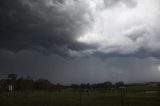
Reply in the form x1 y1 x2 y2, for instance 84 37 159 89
115 81 124 88
7 74 18 89
104 82 112 89
33 79 52 91
5 74 18 92
15 76 34 91
8 74 18 84
8 74 18 81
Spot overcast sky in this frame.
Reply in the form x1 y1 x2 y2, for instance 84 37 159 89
0 0 160 84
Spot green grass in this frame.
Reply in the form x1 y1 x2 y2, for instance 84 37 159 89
0 85 160 106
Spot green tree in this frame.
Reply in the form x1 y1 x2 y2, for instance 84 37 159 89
33 79 52 91
8 74 17 81
7 73 18 85
15 76 34 91
115 81 124 88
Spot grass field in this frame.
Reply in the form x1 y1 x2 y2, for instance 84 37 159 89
0 84 160 106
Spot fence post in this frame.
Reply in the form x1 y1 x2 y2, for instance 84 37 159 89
80 92 83 105
120 87 125 106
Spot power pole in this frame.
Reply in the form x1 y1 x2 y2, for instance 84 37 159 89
120 87 125 106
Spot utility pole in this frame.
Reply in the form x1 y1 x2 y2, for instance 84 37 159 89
80 91 84 105
120 87 125 106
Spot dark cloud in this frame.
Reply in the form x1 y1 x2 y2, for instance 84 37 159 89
0 0 93 56
0 0 160 85
0 0 160 59
0 0 160 84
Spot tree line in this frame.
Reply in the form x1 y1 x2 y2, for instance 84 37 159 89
71 81 125 91
0 74 126 92
0 74 63 92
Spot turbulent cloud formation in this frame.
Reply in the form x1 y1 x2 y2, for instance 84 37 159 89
0 0 160 58
0 0 92 56
0 0 160 84
77 0 160 57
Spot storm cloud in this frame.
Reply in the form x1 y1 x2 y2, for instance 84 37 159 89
0 0 160 58
0 0 93 56
0 0 160 84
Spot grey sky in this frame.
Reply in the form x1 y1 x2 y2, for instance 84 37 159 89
0 0 160 84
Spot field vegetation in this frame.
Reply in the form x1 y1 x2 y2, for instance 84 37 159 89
0 74 160 106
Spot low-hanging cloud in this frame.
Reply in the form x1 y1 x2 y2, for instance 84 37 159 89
0 0 160 58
